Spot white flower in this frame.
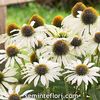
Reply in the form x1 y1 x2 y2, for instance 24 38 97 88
77 11 83 18
62 14 82 34
62 7 100 35
0 23 20 47
0 43 28 67
63 59 100 87
24 49 39 64
61 2 86 33
84 31 100 54
39 37 76 66
35 31 47 50
0 30 19 47
14 24 47 49
22 58 62 87
0 85 33 100
0 67 18 91
67 33 88 56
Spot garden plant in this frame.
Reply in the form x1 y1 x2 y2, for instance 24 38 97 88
0 2 100 100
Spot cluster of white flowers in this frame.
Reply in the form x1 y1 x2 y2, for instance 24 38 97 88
0 2 100 100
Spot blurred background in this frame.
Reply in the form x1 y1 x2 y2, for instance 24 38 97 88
7 0 100 26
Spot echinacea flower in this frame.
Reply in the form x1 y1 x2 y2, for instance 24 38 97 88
28 14 45 28
13 25 38 48
25 49 39 64
72 2 86 18
52 15 64 28
62 5 100 35
85 31 100 54
0 67 18 90
29 51 38 64
0 85 33 100
28 14 49 38
67 33 87 56
0 23 20 46
0 43 28 67
64 59 100 86
81 7 99 34
14 24 47 49
62 2 86 33
22 58 62 87
39 37 76 66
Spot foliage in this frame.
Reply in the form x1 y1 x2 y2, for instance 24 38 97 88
7 2 69 26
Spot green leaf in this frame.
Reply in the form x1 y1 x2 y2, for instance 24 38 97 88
88 87 100 100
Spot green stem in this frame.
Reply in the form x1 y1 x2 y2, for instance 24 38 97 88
89 24 91 35
63 77 70 100
15 59 22 70
44 87 50 100
22 58 25 65
97 52 100 66
62 63 70 100
81 83 86 100
91 54 94 62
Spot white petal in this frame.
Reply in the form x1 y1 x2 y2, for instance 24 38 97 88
91 76 98 83
28 74 37 84
21 90 33 97
10 57 15 67
83 59 89 65
2 81 11 90
67 75 76 82
82 76 89 85
16 85 21 94
15 57 22 65
77 76 82 86
87 63 94 67
4 77 18 82
34 76 40 87
30 21 35 27
4 69 16 77
45 74 55 82
77 60 82 65
0 50 6 53
41 75 46 86
90 67 100 72
5 58 11 68
72 78 77 84
0 57 7 64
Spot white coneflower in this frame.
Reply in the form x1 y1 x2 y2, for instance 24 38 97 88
85 31 100 54
25 49 39 64
14 24 47 49
29 17 68 38
22 58 62 87
63 59 100 86
51 15 64 28
62 6 100 35
0 24 20 46
0 85 33 100
13 25 37 48
67 33 88 56
28 14 48 49
62 2 86 33
0 67 18 90
28 14 51 38
39 37 76 66
0 43 28 67
34 32 47 50
28 14 45 28
81 7 99 34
